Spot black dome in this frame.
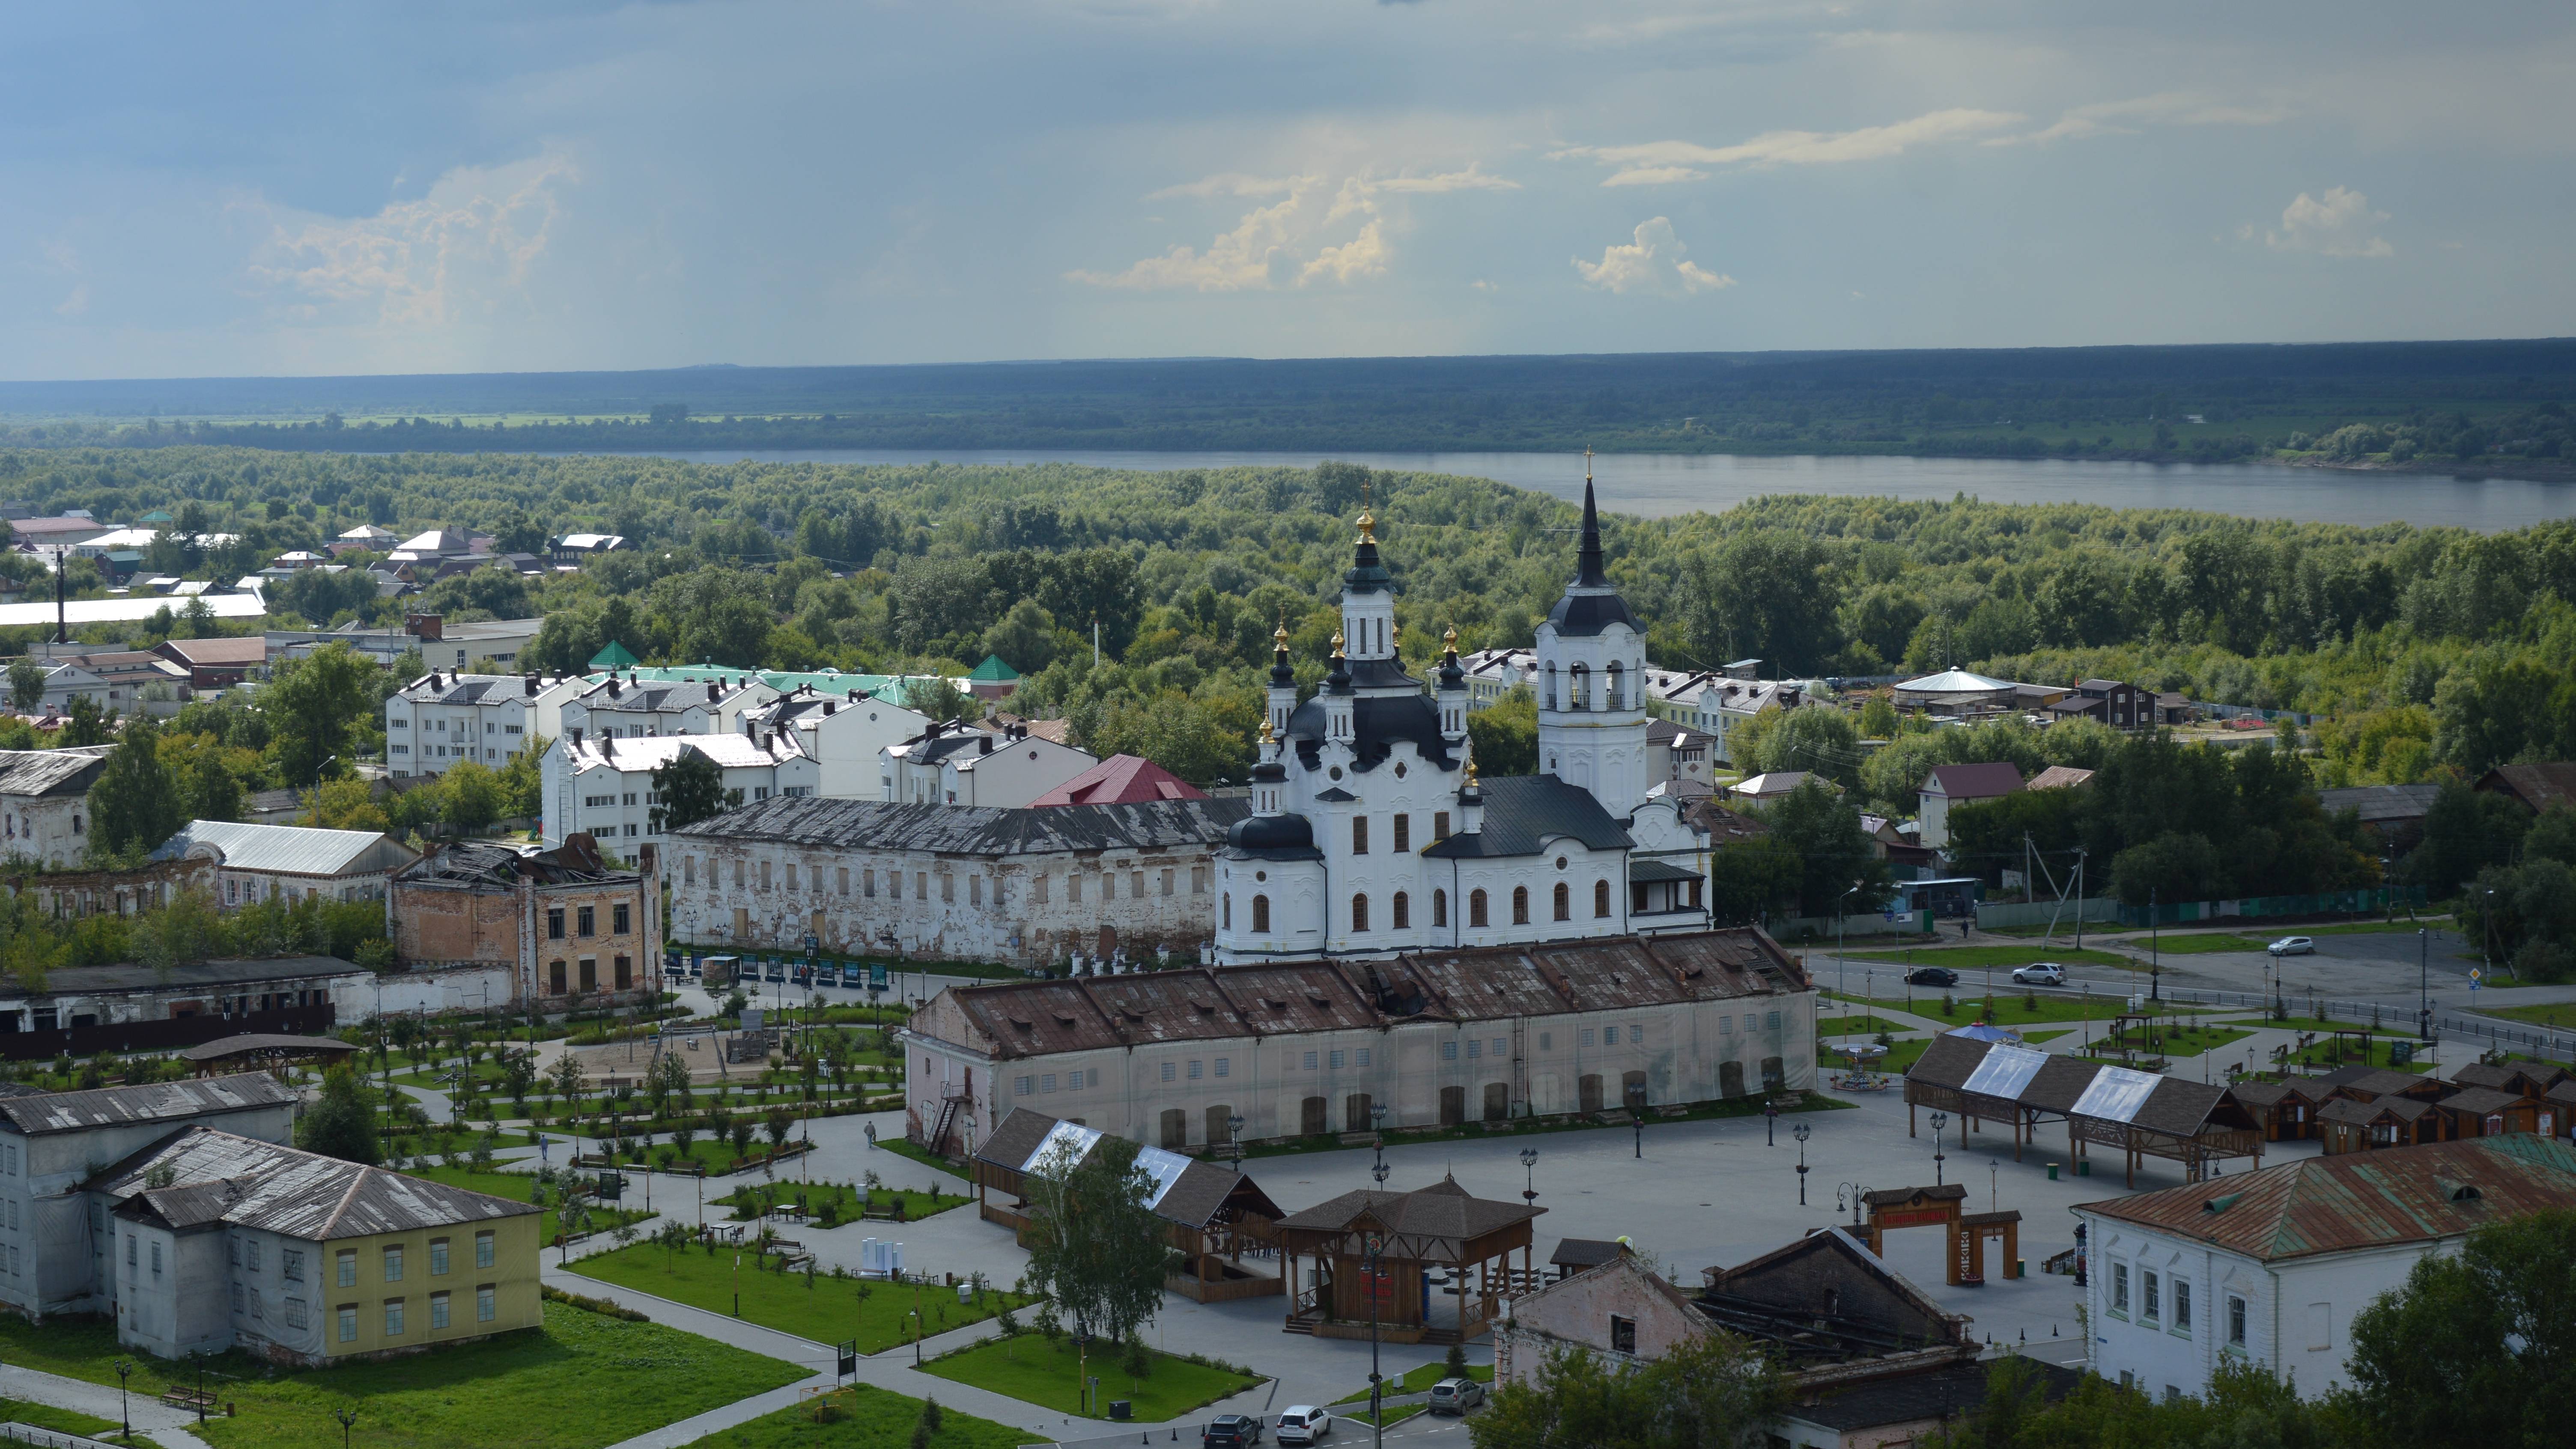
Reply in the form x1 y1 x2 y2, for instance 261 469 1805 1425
1227 812 1320 859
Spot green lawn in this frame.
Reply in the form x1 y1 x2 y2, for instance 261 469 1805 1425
2077 1025 2254 1059
2132 934 2273 955
567 1240 1026 1353
1330 1362 1494 1403
394 1163 655 1233
1354 1404 1427 1429
0 1302 803 1449
1813 1014 1911 1038
1829 991 2195 1030
916 1334 1260 1422
718 1179 970 1226
0 1398 131 1442
1839 946 2136 970
2280 1038 2430 1073
691 1386 1021 1449
2479 1003 2576 1031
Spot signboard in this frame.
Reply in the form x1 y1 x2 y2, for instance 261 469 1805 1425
2469 968 2484 991
1874 1207 1952 1231
836 1340 857 1379
870 963 889 992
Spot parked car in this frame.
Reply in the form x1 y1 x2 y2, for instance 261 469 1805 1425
1204 1414 1264 1446
1905 966 1960 988
1276 1406 1333 1444
2267 936 2316 957
2011 962 2067 987
1428 1379 1485 1416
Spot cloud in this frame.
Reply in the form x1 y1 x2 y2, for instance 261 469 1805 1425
1370 163 1519 194
55 283 90 317
1988 92 2289 146
1301 219 1389 284
1068 186 1314 291
246 151 577 327
1553 107 2022 185
1573 217 1734 295
1146 172 1309 200
1076 161 1512 291
2260 186 2394 259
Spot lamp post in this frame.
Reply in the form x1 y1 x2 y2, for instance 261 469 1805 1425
1228 1113 1246 1166
1368 1160 1391 1449
2149 886 2160 1002
1629 1082 1648 1158
1764 1098 1779 1147
2419 926 2431 1044
1929 1112 1949 1187
115 1360 133 1443
1835 1183 1873 1229
1519 1146 1539 1206
1369 1103 1387 1171
1836 881 1861 1001
1792 1122 1811 1205
333 1405 358 1449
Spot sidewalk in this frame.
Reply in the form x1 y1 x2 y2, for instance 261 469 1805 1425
0 1363 215 1449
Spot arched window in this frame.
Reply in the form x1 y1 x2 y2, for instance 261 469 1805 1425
1433 889 1449 928
1252 895 1271 934
1351 894 1370 932
1470 889 1489 928
1605 661 1625 711
1594 880 1612 918
1512 886 1531 925
1392 892 1410 930
1544 663 1557 711
1568 663 1590 711
1553 882 1571 921
1222 894 1232 930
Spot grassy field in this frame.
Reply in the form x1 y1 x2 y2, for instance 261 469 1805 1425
916 1334 1259 1422
2078 1025 2255 1059
1838 946 2135 970
717 1178 970 1225
691 1386 1022 1449
1827 992 2210 1030
2478 1003 2576 1031
0 1398 130 1442
566 1240 1025 1352
394 1163 656 1234
1330 1362 1494 1404
1813 1013 1911 1038
0 1302 802 1449
2135 934 2274 955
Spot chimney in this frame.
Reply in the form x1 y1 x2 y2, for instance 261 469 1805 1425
822 702 836 716
569 727 583 746
707 683 721 703
524 672 538 697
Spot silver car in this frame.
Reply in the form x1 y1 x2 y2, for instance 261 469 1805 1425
2011 962 2066 986
1428 1378 1485 1416
2267 936 2316 957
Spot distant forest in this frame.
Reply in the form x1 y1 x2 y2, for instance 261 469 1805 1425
6 341 2576 472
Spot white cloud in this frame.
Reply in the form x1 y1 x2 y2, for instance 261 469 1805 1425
54 283 90 317
246 151 577 327
1075 161 1512 291
1573 217 1735 295
2261 186 2394 259
1068 186 1314 291
1988 92 2289 146
1300 218 1389 284
1370 163 1519 194
1146 172 1309 200
1553 108 2023 185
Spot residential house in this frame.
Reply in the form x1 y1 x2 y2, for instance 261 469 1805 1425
882 718 1100 808
558 673 773 742
385 670 583 778
539 729 816 849
1026 754 1207 807
550 533 629 567
1917 763 2025 851
2050 678 2153 730
2474 762 2576 815
739 687 933 800
153 636 268 690
0 747 112 866
388 529 477 562
668 792 1243 966
2027 765 2096 792
91 1125 543 1363
5 515 115 550
388 834 659 1004
965 654 1023 700
148 821 420 907
330 524 399 556
2316 783 2442 852
41 650 194 713
2077 1135 2576 1400
1644 718 1718 799
1729 771 1821 804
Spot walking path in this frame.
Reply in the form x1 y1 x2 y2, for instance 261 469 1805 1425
0 1363 215 1449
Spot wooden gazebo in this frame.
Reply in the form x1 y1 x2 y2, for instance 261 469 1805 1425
1274 1176 1543 1345
176 1033 360 1080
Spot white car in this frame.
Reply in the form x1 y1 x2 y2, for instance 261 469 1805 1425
2267 936 2316 957
1276 1406 1333 1444
2010 963 2067 987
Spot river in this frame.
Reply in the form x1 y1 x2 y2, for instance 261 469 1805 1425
539 447 2576 531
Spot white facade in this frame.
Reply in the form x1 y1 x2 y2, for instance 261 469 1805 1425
558 674 771 742
1456 650 1801 766
385 671 581 778
0 748 110 867
540 730 817 849
744 691 933 800
36 663 110 714
883 723 1100 808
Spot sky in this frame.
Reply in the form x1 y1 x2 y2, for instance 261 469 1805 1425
7 0 2574 381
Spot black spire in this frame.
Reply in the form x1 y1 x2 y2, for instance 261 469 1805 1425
1573 466 1608 589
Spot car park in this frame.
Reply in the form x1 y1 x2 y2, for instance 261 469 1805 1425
2267 936 2316 957
1427 1378 1485 1416
1276 1406 1333 1444
1905 966 1960 988
2010 962 2067 986
1203 1413 1264 1446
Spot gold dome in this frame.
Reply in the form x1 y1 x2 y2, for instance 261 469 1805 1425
1330 629 1346 657
1442 623 1459 651
1356 507 1377 544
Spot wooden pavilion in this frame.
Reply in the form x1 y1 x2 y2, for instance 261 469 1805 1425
1274 1175 1543 1345
175 1033 360 1080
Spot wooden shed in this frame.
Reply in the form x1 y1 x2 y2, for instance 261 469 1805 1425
1275 1176 1543 1345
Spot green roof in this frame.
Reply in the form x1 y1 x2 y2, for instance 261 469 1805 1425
588 641 642 669
967 654 1021 681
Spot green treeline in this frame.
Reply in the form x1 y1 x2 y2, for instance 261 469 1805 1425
7 446 2576 794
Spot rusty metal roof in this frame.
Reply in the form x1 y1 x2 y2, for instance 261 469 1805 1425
677 794 1246 856
1079 972 1253 1044
0 1073 295 1137
2081 1134 2576 1262
88 1126 541 1239
1215 964 1380 1035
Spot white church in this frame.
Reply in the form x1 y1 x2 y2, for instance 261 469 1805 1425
1214 480 1710 964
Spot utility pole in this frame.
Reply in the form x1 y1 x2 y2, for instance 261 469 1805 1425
2149 887 2160 1002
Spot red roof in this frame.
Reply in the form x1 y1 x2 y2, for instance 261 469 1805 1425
1026 754 1208 807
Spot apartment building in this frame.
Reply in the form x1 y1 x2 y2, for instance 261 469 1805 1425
385 670 584 778
538 729 816 849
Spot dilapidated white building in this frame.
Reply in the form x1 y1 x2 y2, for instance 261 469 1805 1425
900 928 1814 1155
666 794 1246 966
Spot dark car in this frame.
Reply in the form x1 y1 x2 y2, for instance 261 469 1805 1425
1905 966 1959 988
1204 1414 1264 1446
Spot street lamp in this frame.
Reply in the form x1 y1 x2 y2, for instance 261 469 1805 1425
333 1405 358 1449
115 1360 133 1442
2148 886 2160 1003
1835 1182 1872 1229
1836 881 1862 1001
1228 1113 1246 1165
1628 1082 1648 1158
1519 1146 1539 1206
1764 1098 1779 1147
1368 1160 1391 1449
2419 926 2431 1043
1929 1112 1950 1187
1792 1122 1812 1205
1369 1103 1388 1170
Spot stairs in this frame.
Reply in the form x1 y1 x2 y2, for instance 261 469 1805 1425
926 1092 969 1156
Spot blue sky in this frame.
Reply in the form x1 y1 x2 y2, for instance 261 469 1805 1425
7 0 2572 380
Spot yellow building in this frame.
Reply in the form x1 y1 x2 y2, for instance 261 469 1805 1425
94 1126 544 1365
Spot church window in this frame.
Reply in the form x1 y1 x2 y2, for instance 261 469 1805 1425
1222 894 1231 930
1392 815 1410 853
1544 663 1557 710
1433 890 1449 928
1512 887 1530 925
1553 883 1571 921
1352 817 1368 855
1252 895 1271 934
1392 892 1410 929
1351 894 1370 932
1595 880 1612 918
1434 811 1450 840
1470 890 1489 928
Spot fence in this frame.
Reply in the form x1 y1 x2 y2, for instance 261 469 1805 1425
2117 886 2427 928
1992 973 2576 1069
1 1424 125 1449
1974 898 2121 929
0 1004 336 1062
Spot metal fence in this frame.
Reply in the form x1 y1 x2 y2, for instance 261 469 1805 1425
0 1422 126 1449
2001 975 2576 1068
